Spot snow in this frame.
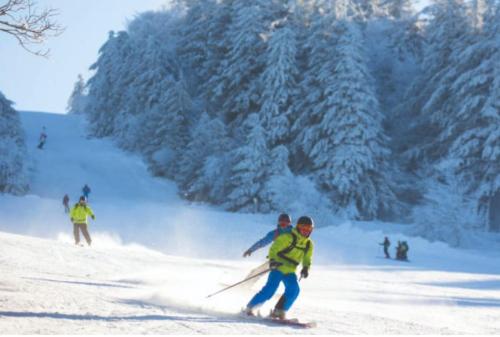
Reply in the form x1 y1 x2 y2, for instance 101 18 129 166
1 111 500 333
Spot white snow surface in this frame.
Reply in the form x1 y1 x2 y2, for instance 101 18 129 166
1 111 500 334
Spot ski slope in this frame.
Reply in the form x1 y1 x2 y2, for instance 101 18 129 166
1 111 500 334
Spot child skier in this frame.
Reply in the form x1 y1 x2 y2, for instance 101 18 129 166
70 196 95 246
244 216 314 320
242 213 293 257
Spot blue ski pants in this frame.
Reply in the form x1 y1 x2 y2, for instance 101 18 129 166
247 270 300 311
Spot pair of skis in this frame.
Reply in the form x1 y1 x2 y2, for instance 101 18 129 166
244 312 316 328
207 262 316 329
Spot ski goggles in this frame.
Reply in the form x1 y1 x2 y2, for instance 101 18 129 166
297 224 313 237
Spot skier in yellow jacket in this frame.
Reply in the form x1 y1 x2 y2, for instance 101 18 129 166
245 216 314 320
70 196 95 246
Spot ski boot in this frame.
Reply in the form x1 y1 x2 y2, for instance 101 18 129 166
270 308 286 320
243 307 256 317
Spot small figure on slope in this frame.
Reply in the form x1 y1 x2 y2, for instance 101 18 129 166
37 126 47 149
82 184 91 201
396 241 409 261
244 216 314 320
70 196 95 246
380 236 391 259
62 194 70 213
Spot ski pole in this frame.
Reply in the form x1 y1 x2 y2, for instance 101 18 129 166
206 268 271 298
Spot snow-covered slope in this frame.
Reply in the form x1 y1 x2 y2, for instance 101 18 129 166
1 111 500 334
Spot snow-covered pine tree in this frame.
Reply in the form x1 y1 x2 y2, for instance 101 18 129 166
302 17 394 219
176 112 230 199
399 0 470 165
225 113 269 212
212 1 272 125
176 0 218 92
66 74 87 115
85 31 134 137
259 15 299 147
0 91 28 194
143 75 192 178
441 0 500 225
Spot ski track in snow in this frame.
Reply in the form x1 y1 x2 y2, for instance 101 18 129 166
0 111 500 334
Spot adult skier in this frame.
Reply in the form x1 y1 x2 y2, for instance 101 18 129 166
70 196 95 246
380 236 391 258
244 216 314 320
37 127 47 149
62 194 70 213
242 213 293 257
82 184 91 201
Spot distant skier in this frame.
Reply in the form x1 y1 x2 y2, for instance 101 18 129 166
70 196 95 246
62 194 70 213
242 213 293 257
244 216 314 320
82 184 91 201
37 126 47 149
380 236 391 258
396 241 409 261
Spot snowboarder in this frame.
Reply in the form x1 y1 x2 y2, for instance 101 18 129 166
70 196 95 246
82 184 91 201
380 236 391 258
62 194 70 213
242 213 293 257
37 127 47 149
244 216 314 320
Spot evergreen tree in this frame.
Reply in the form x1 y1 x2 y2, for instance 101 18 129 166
225 113 269 211
213 1 272 125
177 112 230 197
0 91 28 194
66 74 87 115
259 16 299 147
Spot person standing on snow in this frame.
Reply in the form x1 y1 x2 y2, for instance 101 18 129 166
70 196 95 246
242 213 293 257
37 126 47 149
62 194 70 213
244 216 314 320
380 236 391 259
82 184 91 201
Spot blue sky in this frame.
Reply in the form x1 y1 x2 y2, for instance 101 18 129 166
0 0 430 114
0 0 168 113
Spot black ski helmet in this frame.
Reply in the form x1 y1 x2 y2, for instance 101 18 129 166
278 213 292 224
79 196 87 202
297 216 314 227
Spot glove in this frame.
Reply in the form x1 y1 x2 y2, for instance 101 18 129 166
70 218 74 223
243 249 252 257
300 266 309 279
91 215 95 220
269 260 282 270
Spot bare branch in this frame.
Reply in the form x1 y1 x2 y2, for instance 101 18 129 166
0 0 64 57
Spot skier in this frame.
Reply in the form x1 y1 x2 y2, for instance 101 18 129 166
396 241 409 261
62 194 70 213
70 196 95 246
244 216 314 320
380 236 391 258
37 127 47 149
242 213 293 257
82 184 91 201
